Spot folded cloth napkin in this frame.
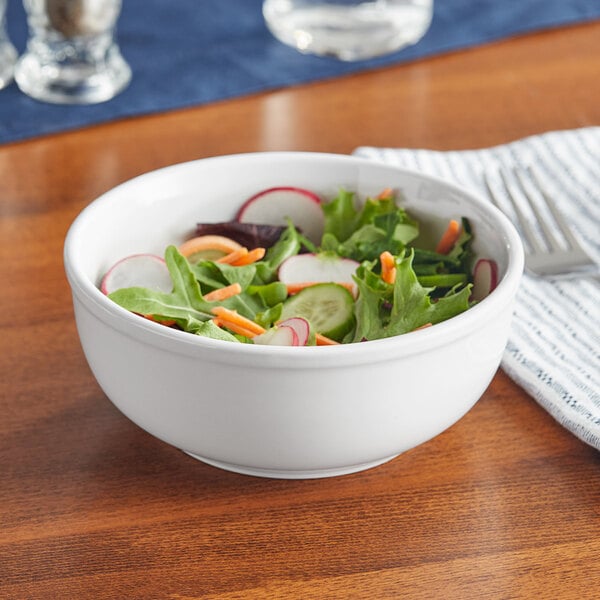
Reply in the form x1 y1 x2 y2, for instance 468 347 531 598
354 127 600 451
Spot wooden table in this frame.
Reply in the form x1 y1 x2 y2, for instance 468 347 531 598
2 20 599 599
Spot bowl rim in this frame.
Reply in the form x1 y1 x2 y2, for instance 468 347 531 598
64 151 524 367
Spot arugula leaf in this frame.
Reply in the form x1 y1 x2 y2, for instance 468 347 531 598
191 261 257 292
416 273 468 288
253 221 302 283
254 303 284 329
412 248 461 267
447 217 474 273
411 218 474 291
108 245 215 332
188 319 240 342
247 282 288 307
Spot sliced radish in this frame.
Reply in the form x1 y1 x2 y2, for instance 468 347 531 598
100 254 172 295
277 317 310 346
179 234 242 260
278 253 360 294
236 187 325 244
471 259 499 301
253 325 300 346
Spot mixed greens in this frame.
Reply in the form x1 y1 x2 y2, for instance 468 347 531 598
103 187 487 346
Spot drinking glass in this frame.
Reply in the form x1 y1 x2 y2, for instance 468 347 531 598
263 0 433 61
15 0 131 104
0 0 18 89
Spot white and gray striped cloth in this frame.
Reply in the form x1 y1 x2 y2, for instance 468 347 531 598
354 127 600 451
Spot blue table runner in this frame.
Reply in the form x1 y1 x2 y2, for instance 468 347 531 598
1 0 599 144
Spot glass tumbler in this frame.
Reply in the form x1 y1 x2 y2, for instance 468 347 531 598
15 0 131 104
0 0 18 89
263 0 433 61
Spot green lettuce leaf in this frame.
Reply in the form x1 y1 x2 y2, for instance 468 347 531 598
322 190 418 262
351 250 472 342
321 189 360 242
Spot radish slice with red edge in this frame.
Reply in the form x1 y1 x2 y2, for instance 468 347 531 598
471 259 498 301
253 325 300 346
277 317 310 346
278 253 360 294
236 187 325 244
100 254 172 295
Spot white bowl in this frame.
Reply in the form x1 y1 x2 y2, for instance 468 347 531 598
64 152 523 479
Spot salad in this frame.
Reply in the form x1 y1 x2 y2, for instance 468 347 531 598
101 187 498 346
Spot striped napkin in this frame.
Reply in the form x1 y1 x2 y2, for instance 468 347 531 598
354 128 600 451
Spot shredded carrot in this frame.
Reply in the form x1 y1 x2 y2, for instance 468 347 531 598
179 235 241 258
217 247 249 264
212 317 259 339
204 282 242 302
230 247 266 266
413 322 433 331
285 281 355 295
379 251 397 284
210 306 266 336
436 219 461 254
377 187 394 199
315 333 340 346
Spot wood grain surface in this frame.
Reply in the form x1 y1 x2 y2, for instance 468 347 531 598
1 20 599 600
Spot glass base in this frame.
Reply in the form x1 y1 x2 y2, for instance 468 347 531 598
263 0 433 61
0 40 17 89
14 48 131 104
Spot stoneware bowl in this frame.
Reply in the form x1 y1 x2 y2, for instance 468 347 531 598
64 152 523 479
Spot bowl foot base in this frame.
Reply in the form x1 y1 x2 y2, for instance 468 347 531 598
183 451 400 479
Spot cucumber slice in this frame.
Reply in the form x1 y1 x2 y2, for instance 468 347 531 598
280 283 355 341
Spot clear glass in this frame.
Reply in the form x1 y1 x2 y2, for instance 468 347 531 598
263 0 433 61
15 0 131 104
0 0 18 89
